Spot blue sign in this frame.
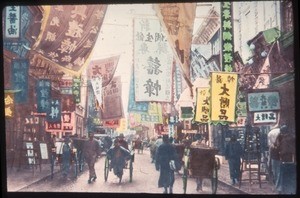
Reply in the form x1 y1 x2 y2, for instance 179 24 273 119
47 99 61 123
128 72 148 112
11 59 29 103
36 79 51 113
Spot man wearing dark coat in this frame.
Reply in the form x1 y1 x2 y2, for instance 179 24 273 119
83 132 101 184
224 134 243 185
107 138 131 183
155 135 179 194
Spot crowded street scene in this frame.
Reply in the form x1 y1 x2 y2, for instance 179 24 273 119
3 0 297 197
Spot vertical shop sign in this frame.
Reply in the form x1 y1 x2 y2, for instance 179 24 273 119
72 76 81 103
4 6 20 38
62 112 73 131
100 76 124 120
11 59 29 103
4 6 32 58
60 77 73 94
211 72 238 122
128 70 148 113
220 2 234 72
5 93 14 118
36 79 51 113
133 18 173 102
195 88 210 123
47 99 61 123
61 94 75 112
90 77 103 105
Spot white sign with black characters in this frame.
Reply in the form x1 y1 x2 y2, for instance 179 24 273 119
253 111 277 124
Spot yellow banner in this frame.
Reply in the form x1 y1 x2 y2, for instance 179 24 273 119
195 88 210 123
210 72 238 122
5 93 14 118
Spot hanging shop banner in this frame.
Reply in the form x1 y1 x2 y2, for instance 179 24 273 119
153 3 196 89
253 56 271 89
253 111 277 124
247 91 280 112
4 6 20 38
210 72 238 122
229 116 247 127
87 55 120 87
72 76 81 103
100 76 124 120
62 112 74 131
61 94 75 112
133 18 173 102
195 88 210 123
220 2 234 72
5 93 14 118
60 77 73 95
11 59 29 103
3 6 34 58
174 63 183 101
90 76 103 105
36 79 51 113
47 99 61 123
128 71 148 113
32 5 108 75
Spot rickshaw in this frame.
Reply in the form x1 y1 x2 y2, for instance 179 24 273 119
182 146 220 194
50 139 80 179
104 148 135 183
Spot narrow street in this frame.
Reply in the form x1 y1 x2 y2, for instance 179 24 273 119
19 149 243 194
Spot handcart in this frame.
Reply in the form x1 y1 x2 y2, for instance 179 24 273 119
182 146 220 194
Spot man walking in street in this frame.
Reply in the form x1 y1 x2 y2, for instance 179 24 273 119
155 135 180 194
224 134 243 185
83 132 101 184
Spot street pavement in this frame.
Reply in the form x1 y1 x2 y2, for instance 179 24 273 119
5 149 277 195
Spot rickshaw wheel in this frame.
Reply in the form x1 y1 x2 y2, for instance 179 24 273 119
211 157 220 194
129 156 133 182
182 168 188 194
104 157 110 182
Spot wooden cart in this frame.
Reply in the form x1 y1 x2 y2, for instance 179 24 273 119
182 146 220 194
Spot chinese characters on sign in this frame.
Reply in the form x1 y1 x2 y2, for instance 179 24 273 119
211 72 238 122
247 91 280 111
128 71 148 113
60 77 73 94
36 79 51 113
100 76 124 120
133 18 173 102
5 6 20 38
253 111 277 124
195 88 210 123
33 5 107 72
5 93 14 118
88 55 120 87
72 76 81 103
12 59 29 103
47 99 61 123
221 2 234 72
90 77 103 105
